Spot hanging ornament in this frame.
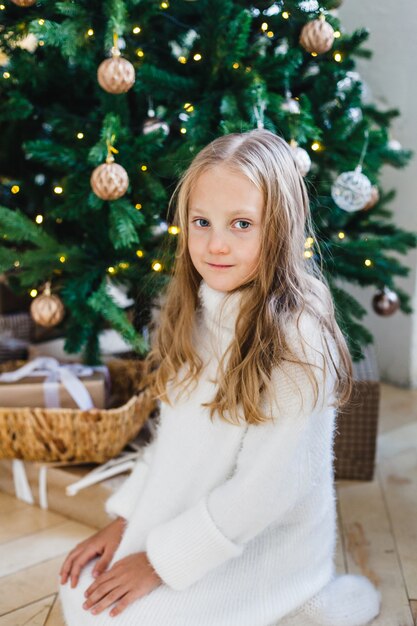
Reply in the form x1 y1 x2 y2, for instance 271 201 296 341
331 130 372 212
289 140 311 177
90 137 129 200
362 185 379 211
16 33 38 52
372 287 400 316
30 282 65 328
151 221 169 236
331 166 372 212
281 90 301 114
10 0 37 5
251 79 267 129
347 107 363 125
274 39 289 56
299 0 320 12
142 107 170 136
337 71 361 94
34 173 46 185
299 16 335 54
97 33 135 94
388 138 402 151
143 118 170 135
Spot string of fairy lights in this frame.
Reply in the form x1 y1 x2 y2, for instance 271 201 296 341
1 0 403 320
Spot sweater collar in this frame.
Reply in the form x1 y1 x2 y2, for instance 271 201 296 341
197 280 244 340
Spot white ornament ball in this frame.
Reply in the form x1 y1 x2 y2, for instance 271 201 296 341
299 0 320 12
291 145 311 177
331 167 372 212
347 107 363 124
388 139 402 151
281 98 301 114
274 39 289 55
35 173 46 185
151 221 168 236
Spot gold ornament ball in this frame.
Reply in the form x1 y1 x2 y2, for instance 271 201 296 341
31 292 65 327
372 287 400 317
300 19 335 54
91 162 129 200
97 57 135 94
10 0 37 5
362 186 380 211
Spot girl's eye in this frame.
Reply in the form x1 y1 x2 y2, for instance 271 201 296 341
191 219 251 230
235 220 251 230
193 218 210 227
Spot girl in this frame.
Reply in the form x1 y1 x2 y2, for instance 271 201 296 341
59 129 381 626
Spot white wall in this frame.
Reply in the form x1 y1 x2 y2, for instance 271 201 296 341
337 0 417 387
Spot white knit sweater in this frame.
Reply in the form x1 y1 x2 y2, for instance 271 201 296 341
59 280 381 626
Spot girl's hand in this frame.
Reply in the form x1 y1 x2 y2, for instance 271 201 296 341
82 551 163 617
59 517 126 588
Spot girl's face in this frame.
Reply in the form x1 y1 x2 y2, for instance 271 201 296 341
188 164 264 293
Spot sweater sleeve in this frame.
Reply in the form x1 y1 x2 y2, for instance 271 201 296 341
105 435 158 521
146 315 338 590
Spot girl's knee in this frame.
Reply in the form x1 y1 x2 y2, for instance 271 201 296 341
58 560 96 617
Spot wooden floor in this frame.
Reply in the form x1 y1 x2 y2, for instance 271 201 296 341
0 382 416 626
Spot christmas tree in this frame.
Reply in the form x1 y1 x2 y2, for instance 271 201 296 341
0 0 415 364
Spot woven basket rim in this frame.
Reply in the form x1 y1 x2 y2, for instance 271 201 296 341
0 393 139 416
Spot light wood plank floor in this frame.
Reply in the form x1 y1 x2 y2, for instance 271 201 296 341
0 381 416 625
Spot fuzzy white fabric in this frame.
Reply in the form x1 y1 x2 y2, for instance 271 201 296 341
59 280 381 626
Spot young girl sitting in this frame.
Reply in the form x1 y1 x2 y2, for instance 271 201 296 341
59 129 381 626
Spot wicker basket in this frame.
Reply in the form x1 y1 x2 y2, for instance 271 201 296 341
0 358 157 464
334 344 380 481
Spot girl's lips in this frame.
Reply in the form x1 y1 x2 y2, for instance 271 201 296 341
207 263 233 268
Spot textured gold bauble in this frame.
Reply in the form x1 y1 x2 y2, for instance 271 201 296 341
90 160 129 200
30 290 65 328
362 186 380 211
10 0 37 6
97 56 135 94
299 19 335 54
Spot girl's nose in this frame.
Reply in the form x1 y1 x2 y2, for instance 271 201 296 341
208 231 230 254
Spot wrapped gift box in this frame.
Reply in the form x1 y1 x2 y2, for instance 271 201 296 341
334 344 380 481
0 363 107 409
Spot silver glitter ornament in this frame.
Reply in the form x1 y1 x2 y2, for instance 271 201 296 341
347 107 363 124
331 166 372 212
299 0 320 11
289 141 311 177
281 97 301 114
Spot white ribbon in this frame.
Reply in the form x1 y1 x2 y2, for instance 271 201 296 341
2 357 110 508
0 356 98 410
12 459 34 505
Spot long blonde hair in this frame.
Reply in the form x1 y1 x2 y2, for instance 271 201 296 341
141 129 353 426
